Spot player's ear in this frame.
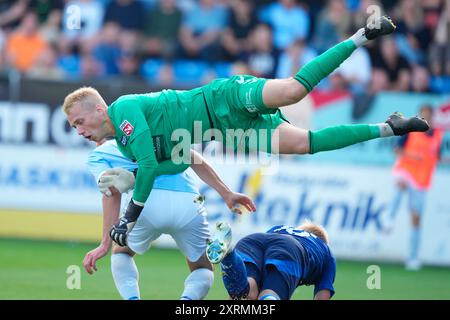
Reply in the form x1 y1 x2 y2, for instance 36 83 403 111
95 103 107 115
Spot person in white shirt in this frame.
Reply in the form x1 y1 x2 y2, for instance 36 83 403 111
83 139 255 300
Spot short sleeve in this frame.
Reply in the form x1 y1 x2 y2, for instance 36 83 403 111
313 255 336 298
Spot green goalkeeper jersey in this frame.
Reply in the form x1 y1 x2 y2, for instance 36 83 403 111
108 75 287 204
107 88 211 203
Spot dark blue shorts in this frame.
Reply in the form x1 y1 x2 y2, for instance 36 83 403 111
235 232 305 300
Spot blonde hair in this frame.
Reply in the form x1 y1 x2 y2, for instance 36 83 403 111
297 219 330 244
62 87 106 115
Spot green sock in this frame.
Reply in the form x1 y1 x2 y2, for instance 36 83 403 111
309 124 380 154
294 40 356 92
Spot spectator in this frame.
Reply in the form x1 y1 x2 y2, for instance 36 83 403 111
0 0 29 32
26 45 65 80
6 11 49 72
221 0 258 61
253 0 274 12
119 30 140 57
393 0 432 65
353 34 406 119
429 0 450 76
144 0 183 59
104 0 146 32
175 0 196 13
422 0 443 33
31 0 64 24
312 0 352 54
117 51 141 81
178 0 228 62
276 39 316 79
410 65 432 93
93 22 122 76
118 30 141 80
80 53 103 79
301 0 327 39
259 0 310 50
79 38 104 79
40 8 62 48
245 24 278 78
370 37 411 92
56 36 81 78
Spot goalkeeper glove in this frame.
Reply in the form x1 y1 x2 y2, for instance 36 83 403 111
98 167 136 197
109 199 143 247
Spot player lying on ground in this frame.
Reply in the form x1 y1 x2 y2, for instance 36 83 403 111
206 221 335 300
83 139 255 300
63 16 429 247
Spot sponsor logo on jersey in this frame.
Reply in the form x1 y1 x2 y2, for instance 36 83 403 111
120 120 134 136
120 136 128 146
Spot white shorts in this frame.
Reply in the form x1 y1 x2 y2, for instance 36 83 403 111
126 189 210 262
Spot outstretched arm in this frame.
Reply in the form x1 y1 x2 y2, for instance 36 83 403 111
96 149 257 216
128 131 158 204
83 186 121 274
190 150 256 214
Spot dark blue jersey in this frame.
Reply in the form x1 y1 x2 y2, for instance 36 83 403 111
266 225 336 297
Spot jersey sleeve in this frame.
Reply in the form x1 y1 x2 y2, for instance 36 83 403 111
111 99 159 204
313 255 336 298
87 150 113 183
128 129 158 204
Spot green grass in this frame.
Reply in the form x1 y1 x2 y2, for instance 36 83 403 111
1 238 449 300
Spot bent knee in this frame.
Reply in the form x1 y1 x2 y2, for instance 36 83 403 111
272 123 310 154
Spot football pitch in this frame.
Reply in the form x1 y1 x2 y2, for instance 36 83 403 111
1 238 449 300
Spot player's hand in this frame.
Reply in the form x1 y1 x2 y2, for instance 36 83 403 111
223 192 256 215
83 244 109 275
98 168 136 197
109 217 136 247
109 199 143 246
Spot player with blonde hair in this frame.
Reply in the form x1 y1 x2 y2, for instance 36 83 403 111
63 16 429 248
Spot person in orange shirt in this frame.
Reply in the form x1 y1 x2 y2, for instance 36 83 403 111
6 11 48 72
385 105 444 271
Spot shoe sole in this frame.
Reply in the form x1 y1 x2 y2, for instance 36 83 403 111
206 239 227 264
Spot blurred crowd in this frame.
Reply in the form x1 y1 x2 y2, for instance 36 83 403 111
0 0 449 96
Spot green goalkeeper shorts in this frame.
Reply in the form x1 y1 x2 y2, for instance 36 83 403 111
201 75 288 153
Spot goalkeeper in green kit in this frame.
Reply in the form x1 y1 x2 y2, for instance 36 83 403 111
63 16 429 247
